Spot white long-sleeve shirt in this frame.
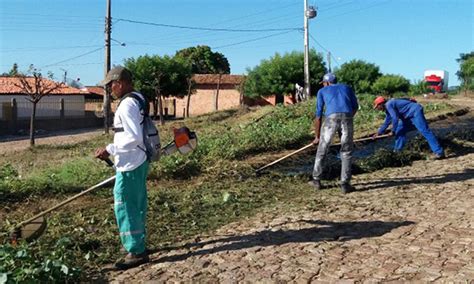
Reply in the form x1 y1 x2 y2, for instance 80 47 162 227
106 92 147 172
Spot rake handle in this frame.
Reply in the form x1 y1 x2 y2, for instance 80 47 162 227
255 133 391 173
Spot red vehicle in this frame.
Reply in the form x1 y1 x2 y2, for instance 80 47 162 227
424 70 449 93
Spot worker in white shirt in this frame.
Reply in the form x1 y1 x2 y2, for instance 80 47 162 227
95 66 150 270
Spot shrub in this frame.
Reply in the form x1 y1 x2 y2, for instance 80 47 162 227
372 74 410 95
0 238 81 283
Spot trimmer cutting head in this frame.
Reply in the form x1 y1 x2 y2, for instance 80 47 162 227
10 216 47 244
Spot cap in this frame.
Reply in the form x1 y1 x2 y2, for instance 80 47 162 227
321 73 336 84
373 96 386 108
100 66 132 86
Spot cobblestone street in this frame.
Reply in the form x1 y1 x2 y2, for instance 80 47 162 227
109 151 473 282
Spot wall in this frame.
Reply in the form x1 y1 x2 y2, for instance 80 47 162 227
0 111 103 135
168 84 242 118
0 95 85 120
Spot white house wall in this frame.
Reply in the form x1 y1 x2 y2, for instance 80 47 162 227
0 95 85 119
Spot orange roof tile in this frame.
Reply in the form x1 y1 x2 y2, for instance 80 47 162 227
85 86 105 96
0 76 87 95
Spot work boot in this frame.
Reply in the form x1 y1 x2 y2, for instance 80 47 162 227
307 179 321 190
120 247 152 255
340 183 355 194
115 252 149 270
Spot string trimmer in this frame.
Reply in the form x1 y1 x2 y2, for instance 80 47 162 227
9 127 197 244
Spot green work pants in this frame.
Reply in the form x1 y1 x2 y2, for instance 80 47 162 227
113 161 149 254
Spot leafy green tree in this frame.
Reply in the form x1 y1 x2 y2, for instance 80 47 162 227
335 60 381 93
1 63 21 76
371 74 410 95
124 55 192 124
175 45 230 74
456 52 474 91
244 49 326 102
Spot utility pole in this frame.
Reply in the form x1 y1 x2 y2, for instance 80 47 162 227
103 0 111 134
327 52 332 73
304 1 316 99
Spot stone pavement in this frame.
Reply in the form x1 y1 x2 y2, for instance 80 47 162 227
109 152 474 282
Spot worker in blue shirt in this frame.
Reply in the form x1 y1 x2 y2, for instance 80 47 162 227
373 96 445 158
308 73 359 194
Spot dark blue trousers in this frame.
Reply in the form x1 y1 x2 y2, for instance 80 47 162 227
394 109 444 155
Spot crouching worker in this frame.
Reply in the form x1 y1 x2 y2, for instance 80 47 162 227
308 73 359 194
95 66 150 270
373 96 445 159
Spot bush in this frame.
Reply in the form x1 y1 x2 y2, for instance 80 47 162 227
244 50 326 99
371 74 410 95
0 238 81 283
335 60 381 93
409 80 431 96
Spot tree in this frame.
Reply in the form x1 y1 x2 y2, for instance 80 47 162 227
124 55 192 125
335 60 382 93
1 63 21 77
244 49 326 102
14 65 62 146
371 74 410 95
456 52 474 91
175 45 230 74
185 77 196 118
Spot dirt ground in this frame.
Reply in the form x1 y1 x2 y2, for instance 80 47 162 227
107 96 473 282
0 128 103 154
2 96 472 282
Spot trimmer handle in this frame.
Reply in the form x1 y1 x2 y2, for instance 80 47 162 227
104 158 114 167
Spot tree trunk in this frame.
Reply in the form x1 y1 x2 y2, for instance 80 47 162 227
186 79 192 118
214 74 222 111
29 102 37 146
153 97 158 119
239 84 244 106
157 91 165 125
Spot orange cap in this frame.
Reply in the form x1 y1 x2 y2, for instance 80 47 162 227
373 96 386 108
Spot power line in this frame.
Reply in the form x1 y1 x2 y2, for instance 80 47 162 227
1 45 104 53
306 32 340 68
213 30 295 49
115 18 302 32
318 0 391 21
41 47 104 68
119 2 300 44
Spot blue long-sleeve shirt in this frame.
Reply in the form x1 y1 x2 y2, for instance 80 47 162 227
377 98 423 135
315 84 358 118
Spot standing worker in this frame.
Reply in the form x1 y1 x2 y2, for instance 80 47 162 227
308 73 359 194
95 66 150 270
373 96 445 159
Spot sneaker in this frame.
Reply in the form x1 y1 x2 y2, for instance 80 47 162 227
340 183 355 194
115 252 150 270
434 153 445 160
307 179 321 190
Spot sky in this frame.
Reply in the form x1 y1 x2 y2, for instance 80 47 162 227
0 0 472 88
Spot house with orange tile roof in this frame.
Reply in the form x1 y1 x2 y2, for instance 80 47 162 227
0 76 88 120
0 76 103 135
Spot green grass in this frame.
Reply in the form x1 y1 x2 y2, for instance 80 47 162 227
0 94 457 281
